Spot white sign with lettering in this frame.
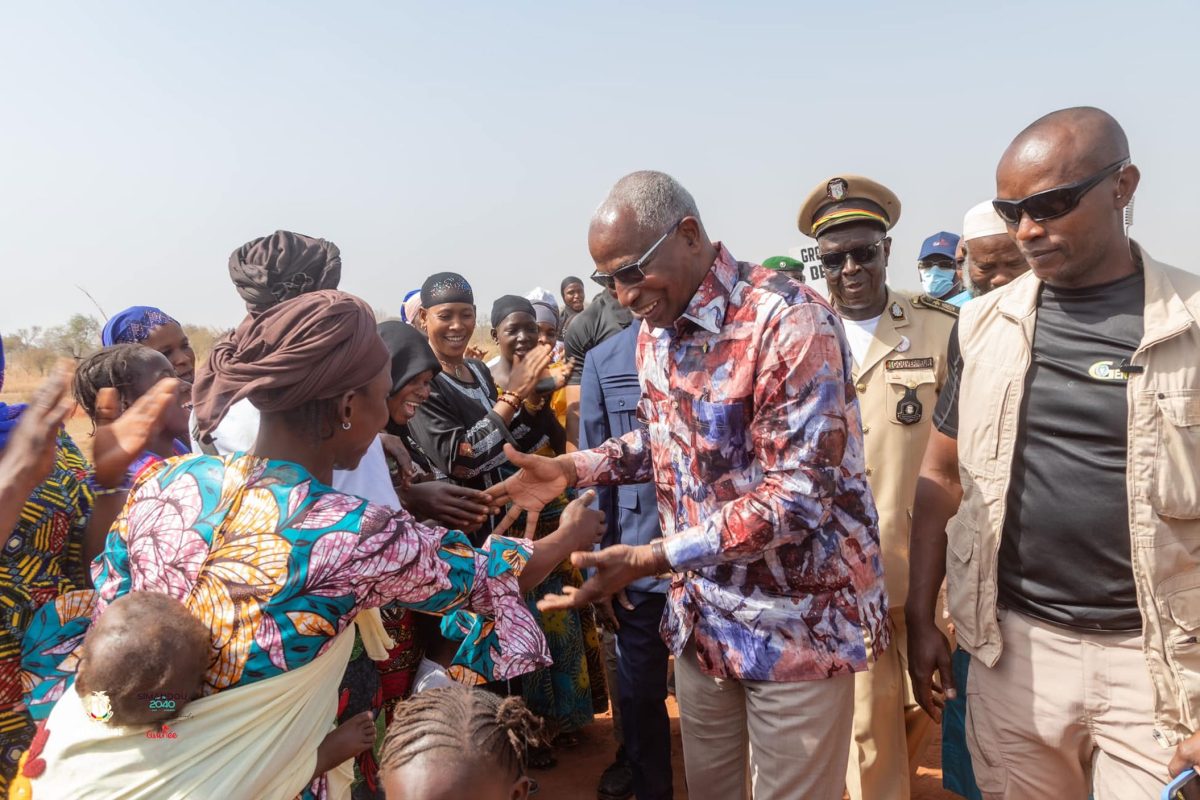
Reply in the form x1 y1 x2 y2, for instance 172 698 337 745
788 244 829 299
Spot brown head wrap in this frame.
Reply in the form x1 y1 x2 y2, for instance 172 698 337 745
192 290 388 440
228 230 342 315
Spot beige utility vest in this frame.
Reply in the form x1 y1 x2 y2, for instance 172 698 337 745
946 245 1200 745
850 289 956 608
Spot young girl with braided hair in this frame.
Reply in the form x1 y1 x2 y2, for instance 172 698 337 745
73 343 192 455
380 684 545 800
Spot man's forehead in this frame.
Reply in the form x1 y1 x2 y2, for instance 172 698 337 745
997 129 1090 191
818 222 884 249
590 211 659 266
590 204 642 239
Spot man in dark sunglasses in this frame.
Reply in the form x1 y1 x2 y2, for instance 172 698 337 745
797 173 958 800
907 106 1200 799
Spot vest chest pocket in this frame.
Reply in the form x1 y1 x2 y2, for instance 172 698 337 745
885 367 937 426
1152 391 1200 519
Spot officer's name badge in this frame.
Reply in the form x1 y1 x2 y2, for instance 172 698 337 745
885 358 935 370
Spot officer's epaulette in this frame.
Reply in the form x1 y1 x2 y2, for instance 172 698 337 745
911 294 960 317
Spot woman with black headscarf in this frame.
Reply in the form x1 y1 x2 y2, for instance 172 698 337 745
487 296 606 764
405 274 555 543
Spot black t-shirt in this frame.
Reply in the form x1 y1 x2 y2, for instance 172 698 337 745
935 272 1146 631
932 320 963 437
564 290 633 386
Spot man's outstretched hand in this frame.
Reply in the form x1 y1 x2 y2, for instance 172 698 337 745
536 544 661 613
484 444 576 538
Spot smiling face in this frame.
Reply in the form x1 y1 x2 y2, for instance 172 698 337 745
386 369 435 426
420 303 476 361
492 311 539 364
818 221 891 320
588 208 712 330
142 322 196 383
561 282 585 313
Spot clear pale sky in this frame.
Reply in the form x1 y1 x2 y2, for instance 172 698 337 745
2 1 1197 332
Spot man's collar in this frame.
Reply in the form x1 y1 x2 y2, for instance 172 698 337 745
673 243 738 335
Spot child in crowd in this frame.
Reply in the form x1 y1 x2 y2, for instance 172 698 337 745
73 343 193 460
75 591 376 781
380 684 544 800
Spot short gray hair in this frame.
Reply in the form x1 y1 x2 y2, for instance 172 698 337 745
593 170 701 234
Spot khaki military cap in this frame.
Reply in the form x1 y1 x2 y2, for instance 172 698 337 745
798 174 902 238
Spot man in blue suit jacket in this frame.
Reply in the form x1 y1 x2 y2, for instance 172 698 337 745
580 322 673 800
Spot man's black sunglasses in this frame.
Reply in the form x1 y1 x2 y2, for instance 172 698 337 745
819 238 886 273
590 219 682 291
992 159 1128 226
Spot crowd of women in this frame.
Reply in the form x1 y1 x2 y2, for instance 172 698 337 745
0 229 607 799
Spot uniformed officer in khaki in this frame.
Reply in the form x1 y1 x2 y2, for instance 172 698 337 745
798 175 957 800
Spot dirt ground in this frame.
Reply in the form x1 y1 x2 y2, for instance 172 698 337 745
536 695 957 799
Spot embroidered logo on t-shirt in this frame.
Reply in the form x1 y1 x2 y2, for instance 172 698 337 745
1087 360 1128 382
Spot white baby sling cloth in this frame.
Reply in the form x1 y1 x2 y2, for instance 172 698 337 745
28 624 358 800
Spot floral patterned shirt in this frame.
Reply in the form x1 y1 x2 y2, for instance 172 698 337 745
23 453 551 716
569 245 889 681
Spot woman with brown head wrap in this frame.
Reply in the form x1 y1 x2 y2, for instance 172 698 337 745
198 229 344 455
24 291 604 800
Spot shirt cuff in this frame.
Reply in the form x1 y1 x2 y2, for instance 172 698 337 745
660 524 719 572
568 448 606 487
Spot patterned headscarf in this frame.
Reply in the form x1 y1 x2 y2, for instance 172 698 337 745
101 306 179 346
0 336 27 450
191 290 388 441
420 272 473 308
227 230 342 316
400 289 423 324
